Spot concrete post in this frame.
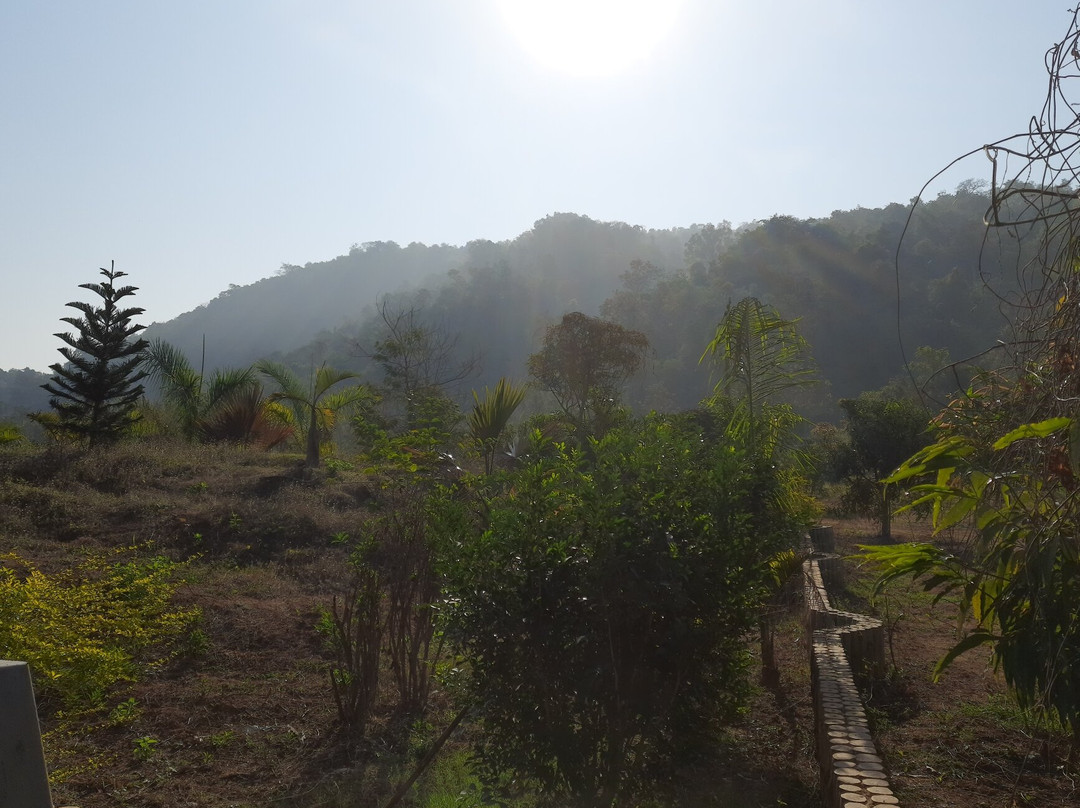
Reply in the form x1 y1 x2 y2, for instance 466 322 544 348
809 524 835 553
0 660 53 808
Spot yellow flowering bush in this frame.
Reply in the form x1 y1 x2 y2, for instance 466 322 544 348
0 547 199 707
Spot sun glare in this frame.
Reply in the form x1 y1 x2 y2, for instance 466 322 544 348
496 0 682 78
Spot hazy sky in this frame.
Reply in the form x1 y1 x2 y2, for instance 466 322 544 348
1 1 1070 371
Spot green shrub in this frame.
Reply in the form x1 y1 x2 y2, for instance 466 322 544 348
0 547 199 708
438 414 803 805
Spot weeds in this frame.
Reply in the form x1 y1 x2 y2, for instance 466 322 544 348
0 546 200 708
108 698 142 726
210 730 235 748
132 735 158 761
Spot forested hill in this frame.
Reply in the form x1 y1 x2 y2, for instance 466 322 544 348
0 368 50 424
605 186 1018 414
6 188 1017 424
264 186 1013 419
142 214 692 373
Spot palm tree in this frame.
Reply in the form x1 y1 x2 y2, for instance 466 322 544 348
468 378 528 474
144 339 256 440
701 297 816 452
256 360 366 467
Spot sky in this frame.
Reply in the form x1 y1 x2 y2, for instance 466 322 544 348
0 1 1071 372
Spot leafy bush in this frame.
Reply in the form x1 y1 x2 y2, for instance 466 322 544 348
438 414 803 805
0 548 199 708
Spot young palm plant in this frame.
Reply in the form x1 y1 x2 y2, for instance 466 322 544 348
144 339 256 441
468 377 528 474
0 422 24 445
702 297 817 441
198 383 295 449
256 360 367 467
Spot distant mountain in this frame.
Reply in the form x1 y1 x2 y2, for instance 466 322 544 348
142 214 691 376
142 239 465 372
5 193 1019 425
0 367 50 426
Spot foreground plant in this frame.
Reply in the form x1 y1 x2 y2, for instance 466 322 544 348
439 413 804 805
864 410 1080 749
861 9 1080 752
0 547 199 709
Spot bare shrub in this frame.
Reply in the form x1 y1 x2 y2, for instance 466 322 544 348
319 567 382 735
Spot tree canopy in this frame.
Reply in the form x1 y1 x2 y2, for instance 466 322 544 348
527 311 648 437
834 394 930 537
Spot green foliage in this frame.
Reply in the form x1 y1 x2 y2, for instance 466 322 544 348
42 262 149 446
405 388 464 449
132 735 159 761
256 360 366 467
831 393 932 536
0 421 24 445
702 297 817 424
469 377 529 474
862 405 1080 740
350 387 390 453
438 414 801 805
0 548 199 708
352 385 465 473
108 697 142 726
527 311 648 440
700 300 818 529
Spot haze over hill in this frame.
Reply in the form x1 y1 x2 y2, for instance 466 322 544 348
142 213 690 373
3 188 1020 428
2 3 1068 373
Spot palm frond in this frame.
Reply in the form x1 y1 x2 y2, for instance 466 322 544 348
470 378 529 473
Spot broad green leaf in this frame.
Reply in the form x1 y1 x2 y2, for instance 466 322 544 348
884 436 974 484
937 493 976 532
932 630 996 680
992 418 1071 450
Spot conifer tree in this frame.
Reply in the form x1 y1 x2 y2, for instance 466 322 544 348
42 262 149 445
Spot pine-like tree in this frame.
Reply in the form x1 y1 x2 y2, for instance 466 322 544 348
42 262 149 445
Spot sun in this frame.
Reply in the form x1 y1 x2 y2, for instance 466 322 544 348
496 0 682 79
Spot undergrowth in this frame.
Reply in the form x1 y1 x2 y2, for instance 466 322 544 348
0 545 200 709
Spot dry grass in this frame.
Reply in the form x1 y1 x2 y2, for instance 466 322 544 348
0 440 370 807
